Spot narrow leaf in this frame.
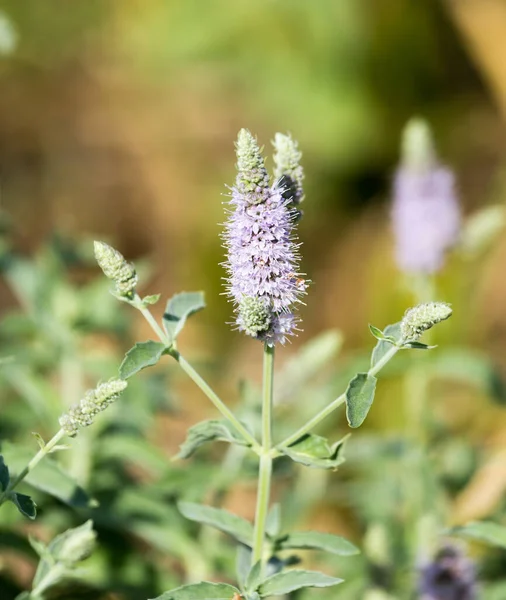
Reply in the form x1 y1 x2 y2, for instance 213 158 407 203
258 570 343 596
0 455 9 491
368 324 385 340
281 434 348 470
162 291 205 343
277 531 359 556
448 521 506 548
265 504 281 538
177 419 248 459
403 341 437 350
178 501 254 546
149 582 240 600
345 373 377 428
142 294 161 306
370 322 402 368
1 443 93 509
245 560 264 593
11 492 37 519
119 340 168 379
236 545 252 590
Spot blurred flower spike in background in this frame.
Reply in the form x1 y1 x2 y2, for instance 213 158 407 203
418 545 477 600
391 118 461 275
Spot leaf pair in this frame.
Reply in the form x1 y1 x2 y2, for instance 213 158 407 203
0 454 36 519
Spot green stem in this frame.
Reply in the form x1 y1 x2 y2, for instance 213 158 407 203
252 344 275 570
0 429 67 504
134 297 261 453
278 344 400 450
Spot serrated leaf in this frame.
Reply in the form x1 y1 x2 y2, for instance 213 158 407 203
280 434 348 470
149 582 240 600
277 531 359 556
11 492 37 519
1 443 93 509
162 291 205 343
119 340 168 379
370 322 402 368
258 570 343 596
403 341 437 350
345 373 377 428
368 325 386 340
178 501 254 546
177 419 248 459
448 521 506 548
0 455 9 491
142 294 161 306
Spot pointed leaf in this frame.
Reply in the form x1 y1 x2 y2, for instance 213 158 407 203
178 501 254 545
265 504 281 538
149 582 240 600
402 341 437 350
236 545 252 590
345 373 377 428
163 291 205 343
142 294 161 306
371 322 402 368
177 419 248 459
245 560 264 593
0 455 9 491
11 492 37 519
258 570 343 596
280 434 348 470
277 531 359 556
448 521 506 548
368 325 386 341
119 340 168 379
31 432 46 450
1 443 93 509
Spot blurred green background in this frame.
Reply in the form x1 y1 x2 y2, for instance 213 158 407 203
1 0 506 598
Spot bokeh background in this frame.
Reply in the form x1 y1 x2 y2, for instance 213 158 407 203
2 0 506 598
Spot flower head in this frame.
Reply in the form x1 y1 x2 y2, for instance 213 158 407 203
273 133 305 214
59 379 128 437
418 545 477 600
391 119 461 274
401 301 452 341
94 241 137 297
223 129 307 345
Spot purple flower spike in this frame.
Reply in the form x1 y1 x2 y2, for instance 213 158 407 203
391 119 461 274
223 129 307 345
418 545 477 600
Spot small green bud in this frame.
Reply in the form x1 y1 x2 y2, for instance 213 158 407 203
59 379 128 437
238 296 272 337
273 132 304 205
401 301 452 341
235 129 270 204
94 241 137 297
55 520 97 565
401 118 436 173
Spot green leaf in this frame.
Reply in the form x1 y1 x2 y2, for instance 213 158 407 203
265 503 281 538
368 324 386 340
162 291 205 343
178 501 254 545
31 432 46 450
280 434 348 470
402 341 437 350
245 561 264 593
142 293 161 306
236 545 252 590
1 443 93 509
177 419 248 459
119 340 168 379
345 373 377 428
276 531 359 556
448 521 506 548
0 455 9 491
258 570 343 596
149 582 240 600
370 322 402 368
11 492 37 519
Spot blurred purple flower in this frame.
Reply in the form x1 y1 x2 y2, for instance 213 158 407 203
418 545 477 600
223 129 307 345
391 119 461 274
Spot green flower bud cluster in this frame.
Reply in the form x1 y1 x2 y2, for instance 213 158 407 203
235 129 270 204
94 241 138 297
273 132 305 206
59 379 128 437
237 296 272 337
401 118 436 173
401 301 452 341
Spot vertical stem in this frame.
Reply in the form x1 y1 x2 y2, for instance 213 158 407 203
252 343 275 570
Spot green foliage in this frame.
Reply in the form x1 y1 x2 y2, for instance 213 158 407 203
275 531 359 556
177 419 249 458
10 492 37 519
150 582 240 600
370 323 402 368
119 340 168 379
162 291 206 344
449 521 506 549
280 434 348 469
257 570 343 596
345 373 377 428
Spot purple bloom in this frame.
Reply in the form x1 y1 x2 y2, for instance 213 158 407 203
418 545 477 600
391 119 461 274
223 129 307 345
